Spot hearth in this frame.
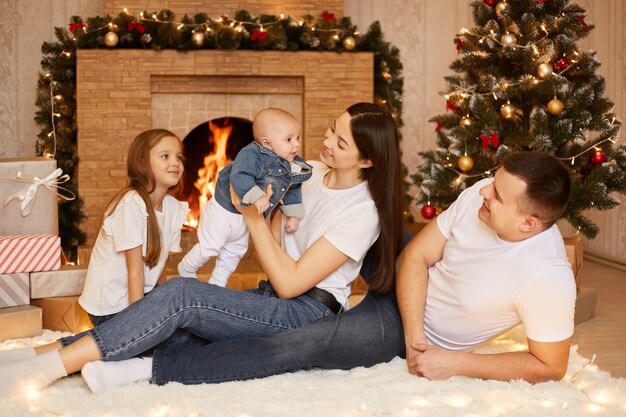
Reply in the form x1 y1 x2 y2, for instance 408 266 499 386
181 117 253 227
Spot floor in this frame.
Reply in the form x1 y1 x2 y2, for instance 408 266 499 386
571 258 626 378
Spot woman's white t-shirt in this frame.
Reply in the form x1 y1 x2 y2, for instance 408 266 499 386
79 191 189 316
281 161 380 309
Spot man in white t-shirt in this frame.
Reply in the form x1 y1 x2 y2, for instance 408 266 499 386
397 151 576 382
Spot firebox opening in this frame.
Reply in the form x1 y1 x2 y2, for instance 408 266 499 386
181 117 254 227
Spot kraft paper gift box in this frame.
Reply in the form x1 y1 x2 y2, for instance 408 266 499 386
0 305 42 342
30 265 87 299
0 157 63 236
0 272 29 308
563 234 584 287
0 234 61 274
31 296 92 333
574 287 598 325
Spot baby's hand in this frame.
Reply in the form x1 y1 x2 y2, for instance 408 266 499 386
284 216 300 233
254 196 270 215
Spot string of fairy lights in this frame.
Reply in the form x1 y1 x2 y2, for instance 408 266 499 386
41 8 365 164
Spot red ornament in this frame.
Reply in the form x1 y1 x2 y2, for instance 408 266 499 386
435 121 443 132
128 21 145 33
322 11 337 22
554 57 571 72
480 131 501 149
533 0 548 5
421 204 437 220
591 150 607 164
455 37 466 54
69 23 85 33
250 29 268 42
446 100 458 111
483 0 496 6
577 16 589 30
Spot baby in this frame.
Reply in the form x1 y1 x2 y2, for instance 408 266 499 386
178 108 312 286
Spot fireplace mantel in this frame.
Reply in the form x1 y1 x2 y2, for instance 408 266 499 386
76 49 373 244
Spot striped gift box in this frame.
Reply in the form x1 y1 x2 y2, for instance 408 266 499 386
0 272 29 307
0 234 61 274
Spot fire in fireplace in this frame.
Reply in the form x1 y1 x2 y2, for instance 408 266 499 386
181 117 253 227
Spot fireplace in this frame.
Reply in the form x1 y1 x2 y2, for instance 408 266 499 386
181 117 254 227
77 49 374 245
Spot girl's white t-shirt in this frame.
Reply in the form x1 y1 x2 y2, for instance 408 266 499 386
79 191 189 316
281 161 380 309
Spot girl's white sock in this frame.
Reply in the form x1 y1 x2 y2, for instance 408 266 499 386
0 350 67 397
0 347 36 364
81 357 152 393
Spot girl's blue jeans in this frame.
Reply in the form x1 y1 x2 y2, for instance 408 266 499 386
86 278 334 362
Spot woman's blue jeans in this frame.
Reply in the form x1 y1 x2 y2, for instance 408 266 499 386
150 289 405 384
147 228 413 385
88 278 334 361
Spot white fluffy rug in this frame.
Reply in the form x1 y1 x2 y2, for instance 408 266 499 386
1 327 625 417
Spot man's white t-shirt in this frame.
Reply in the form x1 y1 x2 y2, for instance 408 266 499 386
424 178 576 351
79 192 189 316
281 161 380 309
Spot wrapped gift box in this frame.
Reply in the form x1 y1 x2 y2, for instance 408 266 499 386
0 272 29 307
563 234 583 287
31 296 92 333
574 287 598 325
30 265 87 299
0 234 61 274
0 305 42 341
0 157 59 236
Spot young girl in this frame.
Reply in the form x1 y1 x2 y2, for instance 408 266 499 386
0 128 189 362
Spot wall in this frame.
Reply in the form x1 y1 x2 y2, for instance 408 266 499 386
1 0 625 265
0 0 103 158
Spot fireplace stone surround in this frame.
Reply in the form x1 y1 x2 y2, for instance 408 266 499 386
76 49 374 245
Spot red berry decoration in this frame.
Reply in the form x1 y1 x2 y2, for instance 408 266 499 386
421 204 437 220
484 0 496 6
554 57 571 72
591 150 607 165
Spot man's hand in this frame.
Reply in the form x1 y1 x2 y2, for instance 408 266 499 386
406 343 465 381
406 342 462 380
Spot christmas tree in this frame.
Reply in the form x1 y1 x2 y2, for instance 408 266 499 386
412 0 626 239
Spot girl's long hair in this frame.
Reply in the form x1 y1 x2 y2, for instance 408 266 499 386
104 129 183 268
347 103 404 293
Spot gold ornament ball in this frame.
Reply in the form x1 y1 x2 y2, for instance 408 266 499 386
547 98 564 115
500 102 517 120
104 31 119 47
495 1 510 18
191 31 205 47
501 33 517 47
537 62 553 79
342 36 356 51
457 155 474 172
459 116 474 129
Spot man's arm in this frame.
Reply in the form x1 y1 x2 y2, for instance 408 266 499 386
409 337 571 383
395 220 447 375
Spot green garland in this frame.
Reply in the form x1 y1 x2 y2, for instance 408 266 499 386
35 10 405 260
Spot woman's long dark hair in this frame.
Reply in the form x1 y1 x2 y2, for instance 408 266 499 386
347 103 404 293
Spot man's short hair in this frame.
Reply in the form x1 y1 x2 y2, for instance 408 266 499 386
501 152 571 227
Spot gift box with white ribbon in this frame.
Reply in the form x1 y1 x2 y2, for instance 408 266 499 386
0 234 61 274
0 157 74 236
